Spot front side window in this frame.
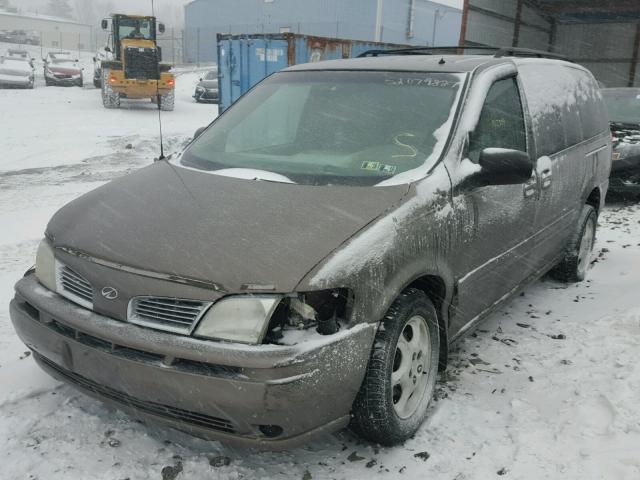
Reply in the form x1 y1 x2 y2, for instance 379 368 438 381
469 77 527 162
181 70 465 186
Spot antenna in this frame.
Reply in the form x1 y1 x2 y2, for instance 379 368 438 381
151 0 165 160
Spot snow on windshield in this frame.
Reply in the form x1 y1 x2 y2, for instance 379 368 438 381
181 70 466 186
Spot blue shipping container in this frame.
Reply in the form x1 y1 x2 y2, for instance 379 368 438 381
217 33 410 111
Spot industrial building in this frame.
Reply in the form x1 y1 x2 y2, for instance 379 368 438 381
183 0 462 63
461 0 640 87
0 11 93 53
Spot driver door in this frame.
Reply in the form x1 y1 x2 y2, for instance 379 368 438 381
450 76 540 334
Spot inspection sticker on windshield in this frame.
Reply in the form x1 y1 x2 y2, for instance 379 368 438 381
361 161 381 171
361 162 397 174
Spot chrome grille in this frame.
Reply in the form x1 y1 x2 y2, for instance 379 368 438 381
57 263 93 309
128 297 211 334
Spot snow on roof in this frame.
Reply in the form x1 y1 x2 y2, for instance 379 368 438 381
0 10 91 27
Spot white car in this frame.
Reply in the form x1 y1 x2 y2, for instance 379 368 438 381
0 52 35 89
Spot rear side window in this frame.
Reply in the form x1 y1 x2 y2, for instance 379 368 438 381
518 63 606 156
469 77 527 162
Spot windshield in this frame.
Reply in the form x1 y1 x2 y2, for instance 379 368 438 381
181 70 464 186
602 89 640 125
119 18 153 40
205 71 217 80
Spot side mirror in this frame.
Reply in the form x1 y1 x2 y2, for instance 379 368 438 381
93 57 97 62
199 77 203 81
158 23 166 34
193 126 207 140
75 59 79 62
104 46 111 53
101 19 108 30
478 148 532 185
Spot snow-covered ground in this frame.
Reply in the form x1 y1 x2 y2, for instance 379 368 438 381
1 48 640 479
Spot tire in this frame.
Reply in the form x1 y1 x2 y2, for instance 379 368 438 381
160 89 175 111
45 77 51 86
101 68 120 109
551 204 597 283
351 289 440 445
93 78 101 89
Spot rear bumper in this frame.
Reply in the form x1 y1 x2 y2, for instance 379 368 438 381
46 74 81 86
194 89 219 103
10 274 375 448
608 175 640 194
0 74 32 87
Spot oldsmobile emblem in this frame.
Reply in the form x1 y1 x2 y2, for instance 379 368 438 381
101 286 119 300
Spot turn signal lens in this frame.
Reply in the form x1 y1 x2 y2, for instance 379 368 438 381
109 76 117 84
167 79 175 86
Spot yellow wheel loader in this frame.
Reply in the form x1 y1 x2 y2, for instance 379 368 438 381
99 14 175 110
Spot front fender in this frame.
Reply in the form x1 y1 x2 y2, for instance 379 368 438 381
296 165 458 330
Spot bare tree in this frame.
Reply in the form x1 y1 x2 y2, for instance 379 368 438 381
47 0 74 19
0 0 15 12
73 0 98 25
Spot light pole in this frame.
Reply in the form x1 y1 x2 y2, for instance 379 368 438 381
431 8 449 47
375 0 384 42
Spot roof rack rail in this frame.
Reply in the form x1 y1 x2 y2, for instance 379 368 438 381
358 46 569 62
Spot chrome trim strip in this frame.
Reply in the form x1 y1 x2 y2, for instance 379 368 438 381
458 208 574 285
585 145 608 157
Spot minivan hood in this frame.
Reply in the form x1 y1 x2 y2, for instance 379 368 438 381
46 161 407 292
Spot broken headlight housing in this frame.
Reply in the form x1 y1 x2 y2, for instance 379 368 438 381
193 289 352 345
264 289 352 344
35 239 56 291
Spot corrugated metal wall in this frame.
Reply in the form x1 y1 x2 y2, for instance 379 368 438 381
464 0 551 50
555 23 637 87
183 0 462 64
463 0 640 88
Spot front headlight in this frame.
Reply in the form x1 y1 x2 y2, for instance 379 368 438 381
195 86 204 92
35 239 56 291
194 295 282 344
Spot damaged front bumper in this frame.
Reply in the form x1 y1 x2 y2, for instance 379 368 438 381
10 274 376 448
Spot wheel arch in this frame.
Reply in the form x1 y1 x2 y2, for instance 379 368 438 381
402 273 451 370
585 186 602 216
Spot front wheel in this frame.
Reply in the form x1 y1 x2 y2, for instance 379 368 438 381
351 289 440 445
551 204 597 282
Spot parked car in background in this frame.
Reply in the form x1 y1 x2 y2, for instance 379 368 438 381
11 49 610 448
6 48 34 66
193 70 219 103
0 52 35 89
3 29 28 44
43 52 83 87
602 88 640 196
